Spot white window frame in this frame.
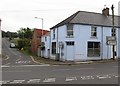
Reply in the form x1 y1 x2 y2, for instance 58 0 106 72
91 26 97 37
67 24 74 37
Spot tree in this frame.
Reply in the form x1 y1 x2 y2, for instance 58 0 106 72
17 27 33 51
17 27 33 39
2 30 6 37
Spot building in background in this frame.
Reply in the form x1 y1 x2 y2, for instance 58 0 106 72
31 28 49 56
41 32 50 58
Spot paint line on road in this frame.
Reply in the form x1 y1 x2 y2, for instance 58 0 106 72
81 76 94 80
9 80 25 84
0 80 10 84
4 55 10 60
27 79 41 83
65 77 77 82
16 58 21 61
43 78 56 83
96 75 111 79
1 65 10 67
15 61 31 64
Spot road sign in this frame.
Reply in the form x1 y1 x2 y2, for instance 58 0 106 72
106 36 116 45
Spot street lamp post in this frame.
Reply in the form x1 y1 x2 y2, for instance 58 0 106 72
34 17 44 57
34 17 44 36
0 18 2 56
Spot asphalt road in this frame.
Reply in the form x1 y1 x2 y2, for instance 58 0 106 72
1 38 119 84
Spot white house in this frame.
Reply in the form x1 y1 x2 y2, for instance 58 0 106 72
49 8 120 61
41 32 50 58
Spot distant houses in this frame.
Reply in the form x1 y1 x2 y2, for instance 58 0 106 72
31 28 49 56
33 8 120 61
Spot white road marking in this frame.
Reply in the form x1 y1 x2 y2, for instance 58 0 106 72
4 55 10 60
81 76 94 80
9 80 25 84
16 61 31 64
65 77 77 81
27 79 41 83
1 65 10 67
0 80 9 84
16 59 21 61
43 78 56 83
114 75 119 78
97 75 111 79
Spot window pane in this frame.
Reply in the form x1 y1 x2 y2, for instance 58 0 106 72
91 26 97 37
67 24 73 36
88 42 93 48
66 41 74 46
94 42 100 48
88 49 94 57
94 49 100 56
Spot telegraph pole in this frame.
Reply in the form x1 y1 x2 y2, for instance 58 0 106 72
111 4 115 60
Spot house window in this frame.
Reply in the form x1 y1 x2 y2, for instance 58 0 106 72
91 26 97 37
52 42 56 54
67 24 74 37
53 29 55 39
66 41 74 46
88 42 100 57
45 37 47 42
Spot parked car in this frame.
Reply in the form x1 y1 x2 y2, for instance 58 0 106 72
10 43 16 48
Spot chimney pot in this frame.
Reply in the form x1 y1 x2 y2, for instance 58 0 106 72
102 7 109 16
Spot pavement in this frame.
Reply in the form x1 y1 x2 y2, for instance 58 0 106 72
31 56 119 65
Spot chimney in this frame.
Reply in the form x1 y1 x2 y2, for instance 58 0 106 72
102 7 109 16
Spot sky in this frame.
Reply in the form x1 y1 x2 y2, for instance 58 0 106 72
0 0 120 32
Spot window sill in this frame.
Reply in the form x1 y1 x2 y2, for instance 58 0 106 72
66 36 74 38
90 36 98 39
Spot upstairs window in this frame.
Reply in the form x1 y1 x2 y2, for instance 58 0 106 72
67 24 74 37
91 26 97 37
53 29 55 39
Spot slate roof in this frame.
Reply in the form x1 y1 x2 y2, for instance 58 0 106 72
50 11 120 29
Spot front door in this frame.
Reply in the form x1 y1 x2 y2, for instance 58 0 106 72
66 41 74 61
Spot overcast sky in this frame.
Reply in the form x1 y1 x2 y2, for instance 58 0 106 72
0 0 120 32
